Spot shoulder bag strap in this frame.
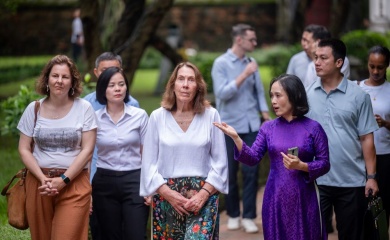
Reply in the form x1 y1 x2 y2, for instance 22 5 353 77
1 102 39 196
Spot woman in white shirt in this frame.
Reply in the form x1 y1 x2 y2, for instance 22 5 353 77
358 45 390 228
140 62 228 239
92 67 149 239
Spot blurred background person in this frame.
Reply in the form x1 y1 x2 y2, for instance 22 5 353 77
140 62 228 239
17 55 97 240
358 45 390 229
214 74 330 239
71 8 84 62
287 24 350 88
92 67 149 239
211 23 270 233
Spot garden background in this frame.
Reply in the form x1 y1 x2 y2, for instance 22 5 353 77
1 0 390 239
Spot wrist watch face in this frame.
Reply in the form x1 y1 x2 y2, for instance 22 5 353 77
61 174 70 184
367 174 376 179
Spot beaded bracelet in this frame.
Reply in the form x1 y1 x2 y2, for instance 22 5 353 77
201 187 212 196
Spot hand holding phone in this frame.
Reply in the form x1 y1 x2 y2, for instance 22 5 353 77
288 147 299 157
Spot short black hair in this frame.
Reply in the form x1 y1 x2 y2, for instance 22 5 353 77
318 38 346 66
368 45 390 67
270 74 309 117
304 24 331 41
96 67 129 105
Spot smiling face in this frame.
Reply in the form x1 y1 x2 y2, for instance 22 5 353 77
48 64 72 97
270 81 293 121
368 53 387 84
174 66 197 105
105 72 127 104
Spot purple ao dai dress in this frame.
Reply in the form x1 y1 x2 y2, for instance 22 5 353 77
235 117 330 240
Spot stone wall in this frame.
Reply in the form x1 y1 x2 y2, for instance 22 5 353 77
0 3 276 56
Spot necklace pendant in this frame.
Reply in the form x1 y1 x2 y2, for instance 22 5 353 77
373 97 376 101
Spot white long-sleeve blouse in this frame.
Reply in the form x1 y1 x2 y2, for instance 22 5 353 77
140 106 228 196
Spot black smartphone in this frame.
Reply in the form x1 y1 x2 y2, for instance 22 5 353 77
288 147 299 156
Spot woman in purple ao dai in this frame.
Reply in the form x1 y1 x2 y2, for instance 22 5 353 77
214 74 330 240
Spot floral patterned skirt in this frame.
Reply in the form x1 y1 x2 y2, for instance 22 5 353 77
152 177 220 240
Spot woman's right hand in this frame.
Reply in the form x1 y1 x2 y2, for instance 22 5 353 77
214 122 243 151
213 122 239 139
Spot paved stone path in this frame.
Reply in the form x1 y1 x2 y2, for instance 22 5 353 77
218 187 339 240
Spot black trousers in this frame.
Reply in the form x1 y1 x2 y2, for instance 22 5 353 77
318 185 366 240
92 168 149 240
377 154 390 228
90 210 101 240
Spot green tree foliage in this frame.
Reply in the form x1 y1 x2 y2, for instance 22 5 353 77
1 85 39 137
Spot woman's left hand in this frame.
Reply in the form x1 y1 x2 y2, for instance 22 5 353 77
184 190 208 213
280 152 301 170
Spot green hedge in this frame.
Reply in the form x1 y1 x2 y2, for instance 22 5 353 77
0 56 51 84
341 30 390 64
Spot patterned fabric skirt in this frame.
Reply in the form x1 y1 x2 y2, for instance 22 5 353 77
152 177 220 240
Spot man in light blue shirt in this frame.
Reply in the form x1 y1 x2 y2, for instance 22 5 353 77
306 39 378 240
211 24 269 233
287 24 319 82
84 52 139 240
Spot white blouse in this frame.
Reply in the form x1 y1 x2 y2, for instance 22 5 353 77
95 104 148 171
140 107 228 196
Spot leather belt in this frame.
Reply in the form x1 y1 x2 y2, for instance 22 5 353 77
41 168 87 178
41 168 67 177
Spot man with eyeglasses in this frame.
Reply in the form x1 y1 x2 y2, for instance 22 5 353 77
211 23 270 233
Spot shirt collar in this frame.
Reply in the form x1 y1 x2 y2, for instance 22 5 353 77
314 76 348 93
227 49 251 63
101 103 132 119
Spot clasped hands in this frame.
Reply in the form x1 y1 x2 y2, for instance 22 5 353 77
38 177 65 196
164 189 207 216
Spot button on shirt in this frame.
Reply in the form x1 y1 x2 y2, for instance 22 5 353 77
211 49 269 133
306 77 378 187
95 104 148 171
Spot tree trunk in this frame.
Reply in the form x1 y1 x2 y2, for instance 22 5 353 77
80 0 103 75
109 0 145 50
150 35 183 65
329 0 350 37
116 0 175 86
